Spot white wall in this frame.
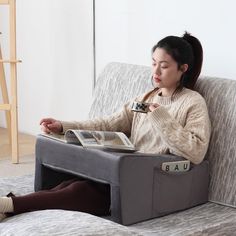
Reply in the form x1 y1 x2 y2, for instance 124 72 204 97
1 0 236 135
96 0 236 80
0 0 94 135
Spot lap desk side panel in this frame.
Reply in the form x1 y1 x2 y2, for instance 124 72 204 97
35 136 209 225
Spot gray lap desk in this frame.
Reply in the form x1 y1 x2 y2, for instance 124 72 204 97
35 135 209 225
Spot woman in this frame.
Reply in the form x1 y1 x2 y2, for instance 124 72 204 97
0 32 211 221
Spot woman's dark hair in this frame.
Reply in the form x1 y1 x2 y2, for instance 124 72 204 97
142 32 203 102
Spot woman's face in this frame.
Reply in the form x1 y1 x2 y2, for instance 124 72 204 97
152 47 187 93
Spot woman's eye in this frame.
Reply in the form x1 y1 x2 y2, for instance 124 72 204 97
161 66 168 69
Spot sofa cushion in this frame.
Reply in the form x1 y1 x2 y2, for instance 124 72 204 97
0 210 139 236
131 202 236 236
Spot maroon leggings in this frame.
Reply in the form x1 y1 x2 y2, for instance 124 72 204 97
11 179 110 216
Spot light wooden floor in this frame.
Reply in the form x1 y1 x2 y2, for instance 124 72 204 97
0 127 36 159
0 127 36 177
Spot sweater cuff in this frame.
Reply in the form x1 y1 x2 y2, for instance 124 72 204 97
61 121 78 134
148 106 172 127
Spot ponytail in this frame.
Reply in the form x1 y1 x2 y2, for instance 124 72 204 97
181 32 203 89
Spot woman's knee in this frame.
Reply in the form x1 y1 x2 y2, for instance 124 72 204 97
66 180 110 200
66 180 89 194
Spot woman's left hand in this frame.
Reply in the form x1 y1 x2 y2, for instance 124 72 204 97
149 103 160 112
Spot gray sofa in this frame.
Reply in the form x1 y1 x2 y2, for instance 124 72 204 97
1 62 236 235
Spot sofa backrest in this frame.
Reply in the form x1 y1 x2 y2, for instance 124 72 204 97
89 62 152 118
89 62 236 208
195 77 236 207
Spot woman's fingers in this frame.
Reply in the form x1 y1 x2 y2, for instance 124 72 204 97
40 118 55 133
149 103 160 112
41 125 51 134
40 118 62 134
39 118 54 125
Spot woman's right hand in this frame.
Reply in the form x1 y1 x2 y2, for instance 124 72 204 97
40 118 63 134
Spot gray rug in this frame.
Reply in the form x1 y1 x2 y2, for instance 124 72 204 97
1 175 236 236
0 175 34 196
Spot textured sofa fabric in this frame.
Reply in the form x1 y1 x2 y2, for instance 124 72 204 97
88 63 153 119
195 77 236 207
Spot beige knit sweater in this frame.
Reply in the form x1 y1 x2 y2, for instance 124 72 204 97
61 88 211 164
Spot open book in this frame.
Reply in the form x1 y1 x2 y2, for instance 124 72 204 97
41 129 136 152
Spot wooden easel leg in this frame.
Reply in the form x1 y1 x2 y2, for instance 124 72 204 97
0 46 12 145
0 0 20 163
10 0 19 163
10 61 19 163
11 94 19 164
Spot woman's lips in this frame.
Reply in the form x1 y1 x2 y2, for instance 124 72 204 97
153 77 161 83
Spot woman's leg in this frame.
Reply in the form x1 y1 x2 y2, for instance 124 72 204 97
0 178 78 215
11 180 110 216
50 178 79 191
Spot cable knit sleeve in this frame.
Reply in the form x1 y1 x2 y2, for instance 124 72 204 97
147 96 211 164
61 101 134 137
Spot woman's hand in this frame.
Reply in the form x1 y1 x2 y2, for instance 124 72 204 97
149 103 160 112
40 118 63 134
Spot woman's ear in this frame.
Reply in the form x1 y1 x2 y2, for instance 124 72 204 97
181 64 188 73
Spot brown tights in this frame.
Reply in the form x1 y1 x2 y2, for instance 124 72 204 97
11 179 110 216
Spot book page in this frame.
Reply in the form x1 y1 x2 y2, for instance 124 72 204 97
78 130 125 145
64 130 82 144
70 130 135 151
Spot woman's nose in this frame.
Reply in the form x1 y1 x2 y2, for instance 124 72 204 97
153 65 161 75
